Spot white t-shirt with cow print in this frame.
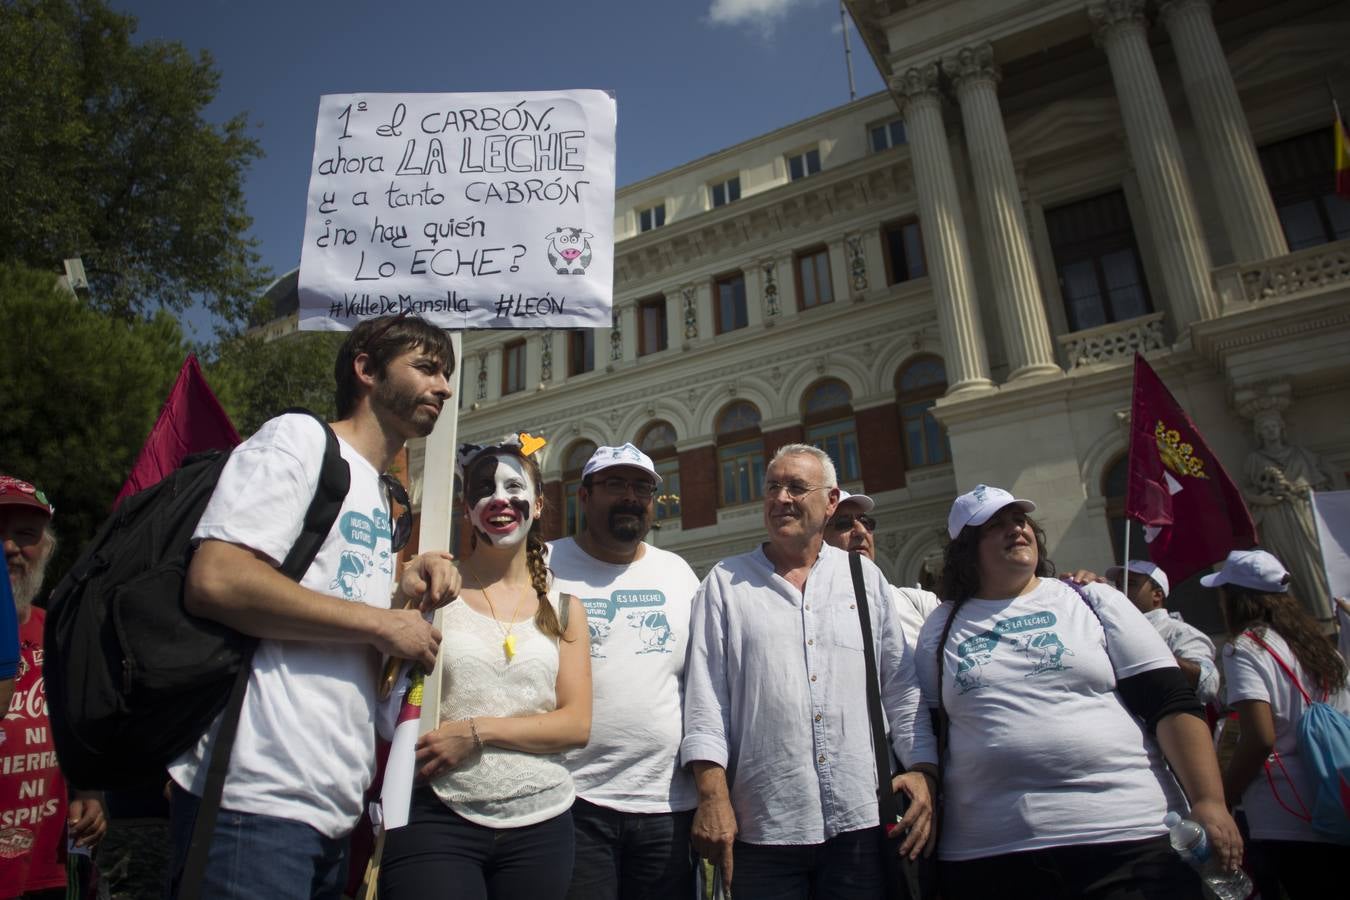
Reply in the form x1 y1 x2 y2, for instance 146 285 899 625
547 537 701 813
914 577 1186 860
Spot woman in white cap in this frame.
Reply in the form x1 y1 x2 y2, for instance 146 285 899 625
914 485 1241 898
1210 548 1350 900
380 438 592 900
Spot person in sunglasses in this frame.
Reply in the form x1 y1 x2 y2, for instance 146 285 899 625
824 490 939 652
169 314 463 899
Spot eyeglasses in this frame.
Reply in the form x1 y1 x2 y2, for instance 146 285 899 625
597 477 657 500
830 514 876 533
764 480 824 499
380 474 414 552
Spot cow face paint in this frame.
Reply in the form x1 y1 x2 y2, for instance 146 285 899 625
464 452 536 547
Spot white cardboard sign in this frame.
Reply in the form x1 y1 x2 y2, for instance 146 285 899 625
298 90 616 331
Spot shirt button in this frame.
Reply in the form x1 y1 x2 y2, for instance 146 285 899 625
805 604 811 610
810 674 817 682
818 754 826 764
815 713 822 722
807 638 814 646
850 604 856 609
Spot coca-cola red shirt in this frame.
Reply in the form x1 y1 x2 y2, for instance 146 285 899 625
0 608 68 896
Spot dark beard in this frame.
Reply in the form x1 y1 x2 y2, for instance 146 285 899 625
372 377 438 437
607 504 648 542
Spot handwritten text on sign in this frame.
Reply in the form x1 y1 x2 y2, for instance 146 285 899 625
298 91 616 331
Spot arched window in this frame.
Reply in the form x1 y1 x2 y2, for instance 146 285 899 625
896 356 951 468
638 421 681 521
563 439 597 536
716 401 763 507
803 379 859 482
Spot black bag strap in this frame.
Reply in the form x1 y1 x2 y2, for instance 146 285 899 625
178 410 351 899
849 552 901 832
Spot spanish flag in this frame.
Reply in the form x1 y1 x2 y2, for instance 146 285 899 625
1337 109 1350 200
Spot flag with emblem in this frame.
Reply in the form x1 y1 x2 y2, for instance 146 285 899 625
1336 106 1350 200
1125 353 1256 583
378 667 425 831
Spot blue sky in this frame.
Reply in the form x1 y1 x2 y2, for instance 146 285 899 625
114 0 885 339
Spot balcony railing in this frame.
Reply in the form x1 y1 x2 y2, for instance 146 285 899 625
1213 238 1350 307
1057 311 1166 370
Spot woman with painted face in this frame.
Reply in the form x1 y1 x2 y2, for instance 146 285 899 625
1211 549 1350 900
380 439 592 900
913 485 1242 899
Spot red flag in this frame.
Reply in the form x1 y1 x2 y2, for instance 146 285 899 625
114 355 241 507
1125 354 1256 583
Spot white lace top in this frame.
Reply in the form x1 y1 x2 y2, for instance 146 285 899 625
429 590 574 827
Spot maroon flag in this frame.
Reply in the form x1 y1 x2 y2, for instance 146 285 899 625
114 355 241 507
1125 354 1256 582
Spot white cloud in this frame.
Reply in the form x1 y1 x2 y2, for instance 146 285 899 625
707 0 813 29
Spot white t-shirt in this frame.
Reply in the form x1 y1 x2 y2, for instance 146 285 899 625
431 591 573 828
1223 627 1350 842
168 413 394 840
547 537 700 813
914 578 1185 860
891 585 940 652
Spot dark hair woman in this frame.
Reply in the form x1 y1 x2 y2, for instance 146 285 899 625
915 485 1242 899
1211 548 1350 900
380 439 591 900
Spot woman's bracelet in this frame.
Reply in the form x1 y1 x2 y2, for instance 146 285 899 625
468 717 483 750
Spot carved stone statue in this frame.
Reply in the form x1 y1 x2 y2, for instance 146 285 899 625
1243 409 1336 622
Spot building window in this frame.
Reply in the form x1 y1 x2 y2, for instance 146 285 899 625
563 440 597 536
1259 128 1350 250
710 176 741 209
637 296 668 356
795 246 833 310
716 401 763 507
714 272 749 334
638 203 666 233
883 219 927 285
638 421 681 522
803 378 859 482
1045 191 1152 333
787 147 821 181
896 356 951 468
567 330 594 376
501 339 525 395
869 118 907 152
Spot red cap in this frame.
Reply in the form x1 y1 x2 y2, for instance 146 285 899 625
0 475 54 519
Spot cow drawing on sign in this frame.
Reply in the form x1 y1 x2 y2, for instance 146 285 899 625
545 227 593 274
627 610 673 654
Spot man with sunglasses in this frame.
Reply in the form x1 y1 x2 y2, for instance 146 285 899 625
168 314 462 900
683 445 937 899
825 490 939 651
547 443 702 900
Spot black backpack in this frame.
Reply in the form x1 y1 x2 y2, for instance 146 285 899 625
43 409 350 790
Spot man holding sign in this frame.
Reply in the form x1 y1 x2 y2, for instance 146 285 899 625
167 315 462 899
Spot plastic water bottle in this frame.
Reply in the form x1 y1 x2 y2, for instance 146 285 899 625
1163 812 1252 900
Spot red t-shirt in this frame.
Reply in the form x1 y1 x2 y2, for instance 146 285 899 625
0 608 68 896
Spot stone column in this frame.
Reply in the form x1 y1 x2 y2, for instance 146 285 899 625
1159 0 1287 263
484 345 503 402
945 44 1060 381
620 303 638 363
890 63 993 393
1090 0 1217 328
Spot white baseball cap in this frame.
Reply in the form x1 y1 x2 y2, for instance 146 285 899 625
835 490 874 513
1200 549 1290 593
947 484 1036 539
582 443 662 485
1105 560 1170 598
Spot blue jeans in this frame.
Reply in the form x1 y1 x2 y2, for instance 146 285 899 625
565 797 696 900
731 828 884 900
379 787 574 900
167 782 349 900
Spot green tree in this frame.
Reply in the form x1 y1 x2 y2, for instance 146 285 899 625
0 263 187 582
207 332 344 436
0 0 268 325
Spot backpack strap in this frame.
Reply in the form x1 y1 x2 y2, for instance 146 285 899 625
1243 630 1317 704
848 552 901 831
178 410 351 900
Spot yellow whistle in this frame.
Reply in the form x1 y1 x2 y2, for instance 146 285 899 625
503 634 517 661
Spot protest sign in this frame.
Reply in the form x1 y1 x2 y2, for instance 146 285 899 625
298 90 616 331
1312 489 1350 598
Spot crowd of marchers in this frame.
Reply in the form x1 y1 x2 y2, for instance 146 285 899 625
4 313 1347 900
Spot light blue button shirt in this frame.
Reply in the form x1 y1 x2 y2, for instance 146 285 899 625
681 543 937 845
